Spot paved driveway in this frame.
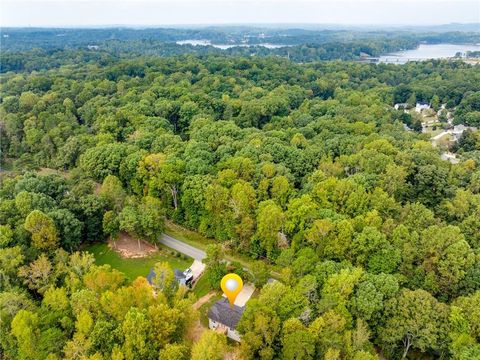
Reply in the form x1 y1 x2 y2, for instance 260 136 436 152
189 260 206 281
159 233 262 305
159 234 206 261
223 283 256 306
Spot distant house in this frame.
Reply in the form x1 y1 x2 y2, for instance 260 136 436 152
441 152 460 164
452 124 478 141
147 267 192 287
452 124 467 141
415 102 430 113
208 299 245 342
394 103 409 110
146 259 205 288
357 52 379 63
175 269 188 286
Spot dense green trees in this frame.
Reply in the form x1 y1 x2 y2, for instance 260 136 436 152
3 252 196 360
24 210 59 251
380 289 449 358
1 51 480 359
191 331 226 360
3 27 479 72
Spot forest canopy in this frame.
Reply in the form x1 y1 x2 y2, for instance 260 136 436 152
1 42 480 360
2 27 480 73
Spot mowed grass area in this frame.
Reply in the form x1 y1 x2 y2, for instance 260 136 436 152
85 243 192 281
425 127 445 137
192 273 212 298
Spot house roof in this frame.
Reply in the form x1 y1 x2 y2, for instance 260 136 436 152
208 299 245 330
147 268 155 285
147 268 185 285
453 124 466 132
174 269 186 280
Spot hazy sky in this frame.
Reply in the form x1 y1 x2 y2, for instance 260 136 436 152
1 0 479 27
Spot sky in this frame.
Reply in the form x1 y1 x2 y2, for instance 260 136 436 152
1 0 479 27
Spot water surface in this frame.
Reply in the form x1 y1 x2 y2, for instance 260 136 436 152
176 39 288 49
379 43 480 64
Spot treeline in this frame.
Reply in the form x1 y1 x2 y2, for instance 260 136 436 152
1 55 480 359
2 26 479 51
2 27 480 73
0 170 220 359
2 40 416 73
0 27 231 51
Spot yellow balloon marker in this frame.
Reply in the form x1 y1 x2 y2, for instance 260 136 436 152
221 273 243 307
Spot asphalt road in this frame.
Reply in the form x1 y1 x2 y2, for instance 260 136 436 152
160 233 280 282
159 233 206 261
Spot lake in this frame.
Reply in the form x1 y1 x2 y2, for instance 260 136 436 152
378 43 480 64
176 39 288 49
176 41 480 61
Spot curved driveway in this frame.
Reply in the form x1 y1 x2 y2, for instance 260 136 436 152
159 233 206 261
160 233 281 282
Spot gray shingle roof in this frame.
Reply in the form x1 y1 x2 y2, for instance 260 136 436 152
208 299 245 329
146 268 155 285
147 268 185 285
174 269 186 280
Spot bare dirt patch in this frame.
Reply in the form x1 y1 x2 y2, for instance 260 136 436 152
193 291 217 310
109 232 157 258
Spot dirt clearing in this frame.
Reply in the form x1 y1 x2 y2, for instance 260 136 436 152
193 291 217 310
109 232 157 258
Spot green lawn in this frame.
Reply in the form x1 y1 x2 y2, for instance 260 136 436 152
192 273 212 298
85 243 192 281
425 127 444 137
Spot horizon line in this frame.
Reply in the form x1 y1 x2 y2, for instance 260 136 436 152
2 22 479 29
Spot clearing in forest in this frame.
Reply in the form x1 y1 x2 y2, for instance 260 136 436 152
85 241 191 281
109 232 157 258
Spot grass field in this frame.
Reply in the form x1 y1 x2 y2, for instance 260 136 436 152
192 272 212 298
85 242 192 281
425 127 444 137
